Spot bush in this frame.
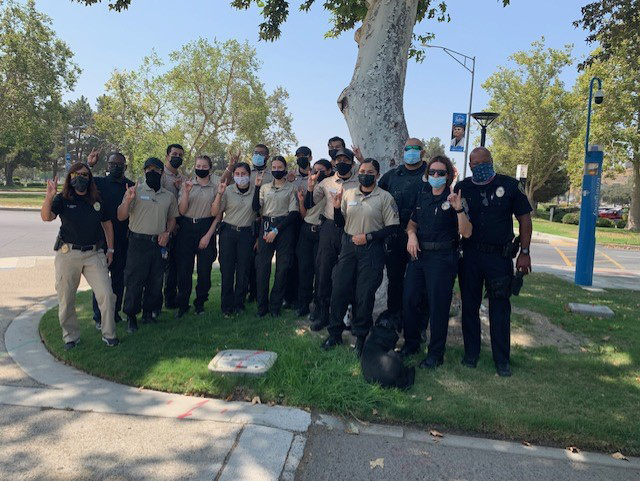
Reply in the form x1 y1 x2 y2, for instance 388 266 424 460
596 217 614 228
551 206 580 222
562 213 580 225
616 220 627 229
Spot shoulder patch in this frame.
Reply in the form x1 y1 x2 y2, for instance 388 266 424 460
93 202 101 211
518 182 526 194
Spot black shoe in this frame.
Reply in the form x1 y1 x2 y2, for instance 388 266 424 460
194 305 205 315
94 320 102 330
397 345 420 359
419 356 444 369
270 309 281 318
256 310 269 318
175 306 190 319
127 316 138 333
321 335 343 350
496 362 512 377
102 336 120 347
353 337 366 358
114 313 123 323
308 305 319 322
296 306 310 317
461 357 478 368
63 339 80 351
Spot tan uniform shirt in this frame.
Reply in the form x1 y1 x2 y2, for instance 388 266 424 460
179 177 219 219
340 186 400 236
304 198 326 226
290 170 310 192
127 183 179 235
220 184 257 227
312 171 359 220
161 168 184 199
249 168 273 186
258 181 299 218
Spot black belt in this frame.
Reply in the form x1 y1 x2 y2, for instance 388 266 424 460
304 222 320 233
69 244 97 252
130 232 160 243
463 239 507 254
222 222 252 232
263 216 286 224
419 239 458 251
181 216 213 224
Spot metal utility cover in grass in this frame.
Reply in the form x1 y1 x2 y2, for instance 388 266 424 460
208 350 277 375
567 303 615 318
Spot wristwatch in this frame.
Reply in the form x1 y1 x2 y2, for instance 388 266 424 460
455 207 465 213
521 247 530 255
366 233 373 242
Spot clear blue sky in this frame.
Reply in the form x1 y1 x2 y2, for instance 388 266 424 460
37 0 592 167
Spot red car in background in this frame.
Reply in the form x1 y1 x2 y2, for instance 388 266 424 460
598 208 623 220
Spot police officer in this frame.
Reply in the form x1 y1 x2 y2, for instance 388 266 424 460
86 150 134 328
455 147 532 377
304 148 359 331
321 158 400 356
296 159 331 318
212 162 257 316
175 155 220 318
41 163 119 349
253 156 300 317
118 157 179 333
162 143 185 309
403 155 472 365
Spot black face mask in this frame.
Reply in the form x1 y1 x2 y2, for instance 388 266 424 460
195 168 209 179
169 156 183 169
296 156 310 169
272 170 287 180
336 162 352 176
316 171 327 183
108 164 124 179
358 173 376 188
328 149 338 160
145 170 162 191
71 176 89 193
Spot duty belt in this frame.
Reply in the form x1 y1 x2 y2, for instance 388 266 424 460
64 243 97 252
263 215 286 224
463 239 509 255
129 232 160 243
182 216 213 224
221 222 252 232
304 222 320 233
419 239 458 251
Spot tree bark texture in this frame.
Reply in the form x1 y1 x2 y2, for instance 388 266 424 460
4 161 15 187
338 0 419 173
627 158 639 231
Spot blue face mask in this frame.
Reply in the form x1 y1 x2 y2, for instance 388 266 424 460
404 149 421 165
428 176 447 188
252 154 266 167
471 162 495 184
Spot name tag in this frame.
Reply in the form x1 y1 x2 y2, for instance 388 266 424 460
348 201 358 206
140 195 151 201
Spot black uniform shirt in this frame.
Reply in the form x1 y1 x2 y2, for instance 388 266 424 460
51 192 109 246
454 174 532 246
411 186 459 243
94 174 134 240
378 163 427 229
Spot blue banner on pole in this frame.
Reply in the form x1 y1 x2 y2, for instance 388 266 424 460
450 113 467 152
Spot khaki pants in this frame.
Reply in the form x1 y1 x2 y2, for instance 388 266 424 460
55 248 116 343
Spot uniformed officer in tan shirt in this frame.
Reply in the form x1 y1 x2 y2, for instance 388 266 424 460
211 162 257 316
117 157 179 333
252 156 300 317
304 148 359 331
321 158 400 357
173 155 220 318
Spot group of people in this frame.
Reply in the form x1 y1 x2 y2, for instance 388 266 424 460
41 136 532 377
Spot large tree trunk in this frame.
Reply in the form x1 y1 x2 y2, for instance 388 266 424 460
627 159 640 231
338 0 419 173
4 161 15 187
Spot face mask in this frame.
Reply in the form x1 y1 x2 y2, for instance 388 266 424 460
70 176 89 193
234 175 249 187
145 170 162 191
195 168 209 179
471 162 496 184
272 170 287 180
358 173 376 188
404 150 422 165
108 164 124 179
336 162 352 176
296 156 310 169
316 171 327 183
428 176 447 188
169 156 183 169
328 149 338 160
252 154 266 167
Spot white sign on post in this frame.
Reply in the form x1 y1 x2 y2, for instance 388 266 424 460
516 164 529 179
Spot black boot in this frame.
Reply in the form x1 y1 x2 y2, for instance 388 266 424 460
321 335 343 350
311 304 329 331
127 315 138 333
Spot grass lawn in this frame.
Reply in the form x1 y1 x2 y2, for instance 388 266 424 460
0 192 45 208
527 217 640 246
40 272 640 455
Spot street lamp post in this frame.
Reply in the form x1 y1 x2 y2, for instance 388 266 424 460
423 44 475 179
471 112 500 146
575 78 604 287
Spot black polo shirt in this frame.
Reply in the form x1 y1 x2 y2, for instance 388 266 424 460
52 192 109 246
94 174 134 240
454 174 532 246
379 162 427 229
411 186 459 243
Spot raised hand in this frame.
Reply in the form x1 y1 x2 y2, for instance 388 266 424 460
87 148 99 167
331 187 343 209
351 145 365 163
448 190 463 211
307 172 318 191
255 170 264 187
184 179 194 194
124 182 137 202
218 180 227 195
45 176 58 199
228 150 241 167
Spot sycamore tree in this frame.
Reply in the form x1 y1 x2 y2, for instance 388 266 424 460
482 39 577 208
75 0 509 172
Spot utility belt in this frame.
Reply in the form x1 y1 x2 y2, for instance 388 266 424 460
129 232 163 243
220 221 253 233
419 239 459 251
303 222 320 233
462 236 520 259
54 233 101 253
262 215 285 233
180 216 213 225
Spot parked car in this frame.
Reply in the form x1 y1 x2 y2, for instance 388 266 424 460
598 208 622 220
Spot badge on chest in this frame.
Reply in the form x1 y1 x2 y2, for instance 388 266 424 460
496 186 505 198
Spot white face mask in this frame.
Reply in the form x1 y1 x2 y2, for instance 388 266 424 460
234 175 249 186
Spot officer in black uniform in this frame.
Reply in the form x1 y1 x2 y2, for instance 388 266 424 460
455 147 532 377
403 155 472 365
374 137 428 325
87 150 134 327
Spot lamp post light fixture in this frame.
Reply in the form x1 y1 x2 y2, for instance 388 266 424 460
471 112 500 147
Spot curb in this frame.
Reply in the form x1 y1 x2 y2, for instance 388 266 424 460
0 206 40 212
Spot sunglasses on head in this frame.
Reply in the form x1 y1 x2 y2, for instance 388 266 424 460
428 169 447 177
71 171 90 179
404 145 422 151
